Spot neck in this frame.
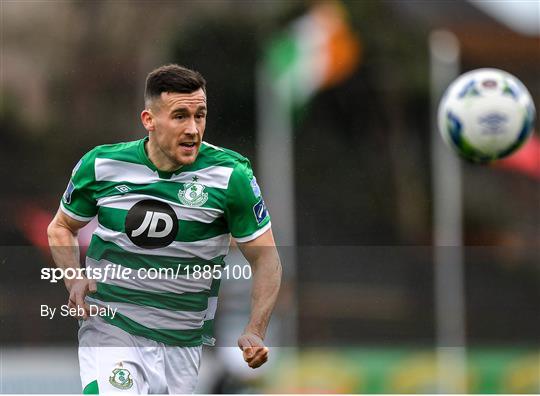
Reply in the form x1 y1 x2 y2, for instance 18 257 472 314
145 138 182 172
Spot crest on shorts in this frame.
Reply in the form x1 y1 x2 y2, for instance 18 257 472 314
109 367 133 390
178 177 208 207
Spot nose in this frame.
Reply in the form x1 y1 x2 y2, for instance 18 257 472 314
185 117 198 135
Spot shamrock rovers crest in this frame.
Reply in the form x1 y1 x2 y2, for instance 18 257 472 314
178 176 208 207
109 367 133 390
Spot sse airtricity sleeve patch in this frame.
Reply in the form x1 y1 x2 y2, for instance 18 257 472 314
60 151 98 221
225 161 271 243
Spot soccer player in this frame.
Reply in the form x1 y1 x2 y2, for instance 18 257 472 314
47 64 282 394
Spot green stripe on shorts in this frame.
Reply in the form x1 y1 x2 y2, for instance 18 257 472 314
83 380 99 394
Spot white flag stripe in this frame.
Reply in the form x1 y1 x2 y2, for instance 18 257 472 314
205 297 218 320
86 297 206 330
95 158 233 189
94 224 231 260
86 257 213 294
97 194 223 222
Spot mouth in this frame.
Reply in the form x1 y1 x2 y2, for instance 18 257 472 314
178 141 198 154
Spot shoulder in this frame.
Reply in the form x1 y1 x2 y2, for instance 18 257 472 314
72 139 143 178
199 144 260 200
87 139 142 160
77 139 142 167
198 141 252 172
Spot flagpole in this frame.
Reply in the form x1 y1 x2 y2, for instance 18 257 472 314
429 30 467 393
255 2 359 386
255 63 299 364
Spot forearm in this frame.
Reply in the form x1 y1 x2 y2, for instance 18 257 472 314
47 222 81 290
245 250 282 339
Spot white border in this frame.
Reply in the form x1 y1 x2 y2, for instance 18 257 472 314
234 221 272 243
59 202 95 222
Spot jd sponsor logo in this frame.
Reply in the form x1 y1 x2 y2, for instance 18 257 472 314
125 200 178 249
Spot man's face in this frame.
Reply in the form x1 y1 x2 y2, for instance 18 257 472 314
144 89 207 167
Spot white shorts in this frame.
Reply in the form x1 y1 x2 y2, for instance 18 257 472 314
78 316 202 394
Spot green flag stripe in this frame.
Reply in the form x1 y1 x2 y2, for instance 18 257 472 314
97 206 229 242
94 283 208 311
266 33 299 80
87 235 226 270
100 311 203 346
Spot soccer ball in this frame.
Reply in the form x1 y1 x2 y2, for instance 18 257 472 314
437 68 536 162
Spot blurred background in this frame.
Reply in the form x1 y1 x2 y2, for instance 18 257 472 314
1 0 539 393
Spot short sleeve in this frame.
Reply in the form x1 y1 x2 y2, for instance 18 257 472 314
225 161 271 242
59 152 98 221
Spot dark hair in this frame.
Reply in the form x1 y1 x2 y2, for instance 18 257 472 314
144 64 206 105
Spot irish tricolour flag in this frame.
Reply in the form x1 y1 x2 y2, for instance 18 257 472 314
255 1 361 250
262 0 362 109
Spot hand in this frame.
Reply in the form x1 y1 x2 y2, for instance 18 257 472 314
237 332 269 369
67 277 97 320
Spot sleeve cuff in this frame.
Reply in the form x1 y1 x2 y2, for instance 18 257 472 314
60 201 95 222
233 221 272 243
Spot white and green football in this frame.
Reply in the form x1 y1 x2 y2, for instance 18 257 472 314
438 68 536 162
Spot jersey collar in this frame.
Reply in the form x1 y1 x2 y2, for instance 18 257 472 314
137 136 189 179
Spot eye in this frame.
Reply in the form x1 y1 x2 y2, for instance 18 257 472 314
174 114 185 120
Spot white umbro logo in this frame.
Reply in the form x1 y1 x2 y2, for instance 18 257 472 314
115 185 131 193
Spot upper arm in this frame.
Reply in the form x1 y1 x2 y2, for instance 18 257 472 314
59 152 98 221
237 228 279 266
225 161 271 243
48 208 90 239
49 151 97 239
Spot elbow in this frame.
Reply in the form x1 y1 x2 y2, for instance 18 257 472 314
47 220 56 239
277 258 283 276
47 219 60 243
275 256 283 280
47 216 75 243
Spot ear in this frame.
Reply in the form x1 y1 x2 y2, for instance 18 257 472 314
141 109 155 132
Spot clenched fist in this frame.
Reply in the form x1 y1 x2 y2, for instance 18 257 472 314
237 332 269 369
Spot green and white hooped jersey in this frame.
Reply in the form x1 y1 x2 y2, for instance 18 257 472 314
60 137 271 347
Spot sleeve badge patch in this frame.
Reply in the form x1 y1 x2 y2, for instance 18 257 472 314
253 199 268 224
63 180 75 204
250 177 262 198
71 159 82 176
